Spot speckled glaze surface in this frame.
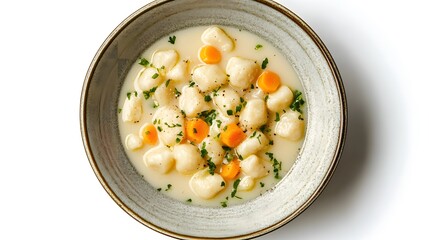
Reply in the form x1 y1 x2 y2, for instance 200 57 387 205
80 0 347 239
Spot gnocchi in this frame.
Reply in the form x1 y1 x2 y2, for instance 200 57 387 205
226 57 260 89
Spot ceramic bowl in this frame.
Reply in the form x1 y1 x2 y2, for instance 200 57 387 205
80 0 347 239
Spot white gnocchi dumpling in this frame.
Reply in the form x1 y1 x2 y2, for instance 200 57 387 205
236 130 269 158
201 26 234 52
173 143 204 174
143 145 175 174
154 80 174 106
275 110 305 141
213 87 241 117
201 137 225 165
240 155 268 178
179 86 209 117
134 67 163 91
237 176 255 191
226 57 260 89
189 169 225 199
151 49 179 72
125 133 142 150
192 65 227 92
267 85 293 112
166 60 189 82
122 93 142 123
152 106 185 146
239 98 267 130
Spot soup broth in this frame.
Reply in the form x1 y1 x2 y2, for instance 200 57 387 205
118 26 305 207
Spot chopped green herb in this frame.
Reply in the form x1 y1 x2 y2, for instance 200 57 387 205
256 134 262 144
177 131 183 137
143 87 157 100
226 109 233 116
186 198 192 203
207 159 216 175
189 81 196 87
152 73 159 79
197 110 217 126
152 102 159 108
231 179 241 198
255 44 263 50
235 105 242 113
157 126 163 132
265 152 282 179
157 188 162 192
298 115 304 120
290 90 305 113
118 108 122 114
174 88 181 98
165 184 172 191
165 122 182 128
269 140 274 145
176 138 181 143
200 142 208 158
238 154 243 160
212 87 221 96
126 92 132 100
260 182 265 187
250 131 257 138
250 84 255 89
264 95 269 101
261 58 269 69
221 181 226 187
165 79 171 87
275 112 280 122
204 95 212 102
221 201 228 208
138 57 150 66
216 120 222 128
168 35 176 44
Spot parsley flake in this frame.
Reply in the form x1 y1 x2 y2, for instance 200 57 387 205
138 57 150 66
290 90 305 113
152 73 159 79
255 44 263 50
168 35 176 44
261 58 269 69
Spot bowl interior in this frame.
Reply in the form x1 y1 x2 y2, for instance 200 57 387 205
81 0 346 238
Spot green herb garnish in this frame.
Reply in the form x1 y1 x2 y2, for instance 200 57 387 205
168 35 176 44
226 109 233 116
290 90 305 113
231 179 241 198
207 159 216 175
275 112 280 122
198 109 217 126
255 44 263 50
143 87 157 100
204 95 212 102
152 73 159 79
138 57 150 66
261 58 269 69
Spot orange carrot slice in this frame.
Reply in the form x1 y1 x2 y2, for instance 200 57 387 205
186 118 210 143
220 159 241 180
220 123 246 148
257 70 281 93
141 124 158 145
199 45 222 64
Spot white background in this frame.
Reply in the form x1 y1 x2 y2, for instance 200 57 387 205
0 0 427 239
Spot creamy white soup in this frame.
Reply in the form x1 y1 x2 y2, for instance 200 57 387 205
118 26 306 207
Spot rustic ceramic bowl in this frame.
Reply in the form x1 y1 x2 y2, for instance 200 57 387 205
80 0 347 239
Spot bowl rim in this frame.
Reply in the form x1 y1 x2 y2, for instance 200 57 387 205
80 0 348 239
